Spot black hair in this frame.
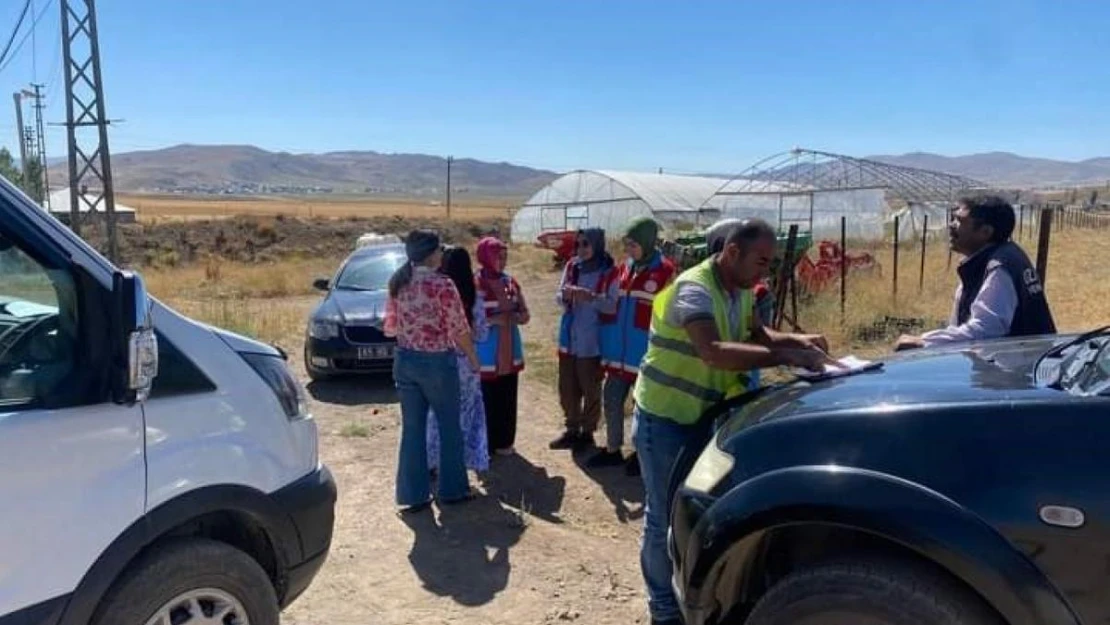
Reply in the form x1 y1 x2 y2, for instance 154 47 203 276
723 218 778 250
441 245 476 326
959 194 1015 243
389 229 441 298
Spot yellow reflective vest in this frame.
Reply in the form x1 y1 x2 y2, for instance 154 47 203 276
632 257 752 425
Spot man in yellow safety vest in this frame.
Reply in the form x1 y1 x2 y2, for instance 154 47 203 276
631 218 838 625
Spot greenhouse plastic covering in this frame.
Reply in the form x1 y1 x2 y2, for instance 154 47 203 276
703 188 889 240
511 170 724 243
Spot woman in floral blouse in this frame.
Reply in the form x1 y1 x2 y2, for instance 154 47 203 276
384 230 480 512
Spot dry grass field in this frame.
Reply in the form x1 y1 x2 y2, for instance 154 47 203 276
120 194 1109 624
117 193 519 222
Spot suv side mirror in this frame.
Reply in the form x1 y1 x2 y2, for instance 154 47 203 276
113 270 158 404
313 277 330 291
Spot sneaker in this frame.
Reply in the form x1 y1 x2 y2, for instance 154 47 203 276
549 430 579 450
586 450 625 468
624 453 641 477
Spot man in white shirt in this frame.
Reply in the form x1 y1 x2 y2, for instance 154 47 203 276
895 195 1055 351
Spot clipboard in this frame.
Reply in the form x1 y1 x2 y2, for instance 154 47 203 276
793 355 884 382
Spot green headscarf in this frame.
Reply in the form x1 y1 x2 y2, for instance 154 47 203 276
623 217 659 267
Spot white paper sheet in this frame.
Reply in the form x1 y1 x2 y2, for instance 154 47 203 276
794 355 882 381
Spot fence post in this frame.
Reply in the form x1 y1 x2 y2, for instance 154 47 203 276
919 214 928 292
1035 209 1053 287
773 225 800 331
892 215 900 300
1018 205 1024 239
840 215 847 324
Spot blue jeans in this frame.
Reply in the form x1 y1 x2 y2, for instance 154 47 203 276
394 348 468 506
632 405 706 622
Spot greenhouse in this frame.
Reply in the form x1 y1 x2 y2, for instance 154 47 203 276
510 170 724 243
700 148 988 240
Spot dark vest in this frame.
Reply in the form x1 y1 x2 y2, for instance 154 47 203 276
956 241 1056 338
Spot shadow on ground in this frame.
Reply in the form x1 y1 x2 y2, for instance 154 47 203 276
401 493 526 606
573 449 645 523
307 375 399 405
481 453 568 525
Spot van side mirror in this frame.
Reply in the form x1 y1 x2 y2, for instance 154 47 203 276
113 270 158 404
313 277 330 291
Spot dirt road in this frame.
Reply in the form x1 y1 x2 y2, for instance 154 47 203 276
280 307 650 624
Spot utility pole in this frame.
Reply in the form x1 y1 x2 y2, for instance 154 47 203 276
446 155 453 219
13 93 29 183
60 0 119 261
28 84 49 207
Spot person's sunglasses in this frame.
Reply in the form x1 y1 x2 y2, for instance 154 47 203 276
577 239 590 248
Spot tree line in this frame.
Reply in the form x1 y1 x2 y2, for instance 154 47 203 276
0 147 46 204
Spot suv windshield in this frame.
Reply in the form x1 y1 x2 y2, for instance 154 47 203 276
333 251 406 291
1061 339 1110 396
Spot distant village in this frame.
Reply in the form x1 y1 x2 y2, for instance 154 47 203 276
149 182 474 196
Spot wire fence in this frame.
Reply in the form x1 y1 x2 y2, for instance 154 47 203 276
773 205 1108 335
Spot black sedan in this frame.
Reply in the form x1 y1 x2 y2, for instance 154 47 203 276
304 242 406 380
669 330 1110 625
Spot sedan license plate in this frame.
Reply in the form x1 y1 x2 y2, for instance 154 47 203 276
357 345 393 360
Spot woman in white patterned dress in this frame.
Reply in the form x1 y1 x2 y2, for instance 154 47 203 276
427 246 490 473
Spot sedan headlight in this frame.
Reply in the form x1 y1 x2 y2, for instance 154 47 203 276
309 319 339 339
684 441 735 494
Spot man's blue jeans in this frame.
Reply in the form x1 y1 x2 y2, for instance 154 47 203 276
632 405 706 622
394 348 468 506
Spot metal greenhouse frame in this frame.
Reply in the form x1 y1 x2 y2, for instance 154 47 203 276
701 148 990 239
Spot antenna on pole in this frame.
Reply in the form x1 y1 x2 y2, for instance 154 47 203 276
59 0 118 261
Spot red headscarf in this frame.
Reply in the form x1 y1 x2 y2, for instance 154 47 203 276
476 236 507 278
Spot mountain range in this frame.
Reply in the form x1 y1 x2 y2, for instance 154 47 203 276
47 144 558 197
868 152 1110 188
45 144 1110 196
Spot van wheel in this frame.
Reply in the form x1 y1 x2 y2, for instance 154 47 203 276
744 558 999 625
92 538 279 625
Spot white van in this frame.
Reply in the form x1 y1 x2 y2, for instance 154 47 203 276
0 178 335 625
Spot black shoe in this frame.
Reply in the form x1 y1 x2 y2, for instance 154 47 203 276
549 430 579 450
586 450 625 468
624 453 641 477
651 618 684 625
572 433 596 452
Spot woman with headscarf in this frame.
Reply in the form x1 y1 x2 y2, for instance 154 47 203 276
474 236 530 457
549 227 619 452
588 218 677 471
426 246 490 474
384 230 479 512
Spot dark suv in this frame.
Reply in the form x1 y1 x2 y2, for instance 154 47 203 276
669 330 1110 625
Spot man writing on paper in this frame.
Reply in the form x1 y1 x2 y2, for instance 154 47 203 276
631 218 839 625
894 195 1056 351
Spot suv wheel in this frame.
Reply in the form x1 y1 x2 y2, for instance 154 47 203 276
745 558 999 625
92 538 279 625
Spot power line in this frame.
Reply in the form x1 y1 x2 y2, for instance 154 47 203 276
0 0 53 74
30 0 37 80
0 0 32 69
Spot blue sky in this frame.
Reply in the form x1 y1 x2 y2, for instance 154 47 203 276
0 0 1107 173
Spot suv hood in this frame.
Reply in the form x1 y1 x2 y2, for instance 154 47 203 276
731 334 1069 427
